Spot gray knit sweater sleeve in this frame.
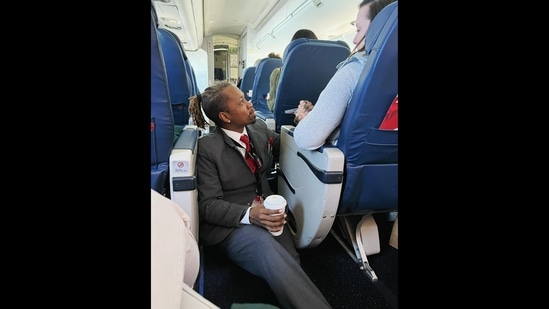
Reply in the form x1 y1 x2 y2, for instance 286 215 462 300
293 54 366 150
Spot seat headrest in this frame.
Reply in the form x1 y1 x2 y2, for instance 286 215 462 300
365 1 398 55
283 38 349 60
283 38 310 59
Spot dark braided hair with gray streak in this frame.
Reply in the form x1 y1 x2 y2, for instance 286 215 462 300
188 81 233 129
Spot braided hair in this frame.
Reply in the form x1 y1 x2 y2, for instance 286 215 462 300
188 81 233 129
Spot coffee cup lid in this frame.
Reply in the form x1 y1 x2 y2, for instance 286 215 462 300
264 195 286 208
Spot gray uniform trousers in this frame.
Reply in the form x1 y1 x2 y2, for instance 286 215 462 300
217 224 332 309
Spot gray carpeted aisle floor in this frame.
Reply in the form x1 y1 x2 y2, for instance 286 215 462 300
200 212 398 309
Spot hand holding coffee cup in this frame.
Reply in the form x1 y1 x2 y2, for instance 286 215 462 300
263 195 287 236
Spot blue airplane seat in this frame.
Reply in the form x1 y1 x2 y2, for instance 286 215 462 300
239 66 256 101
277 1 398 282
187 63 200 95
157 28 196 127
178 39 199 95
151 9 174 195
152 2 204 295
252 58 282 129
335 3 398 215
273 38 350 132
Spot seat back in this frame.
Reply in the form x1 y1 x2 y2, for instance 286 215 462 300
151 8 174 195
251 58 282 117
273 39 350 132
239 66 256 101
157 28 197 126
336 1 398 214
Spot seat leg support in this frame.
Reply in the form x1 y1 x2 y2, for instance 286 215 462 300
330 215 380 282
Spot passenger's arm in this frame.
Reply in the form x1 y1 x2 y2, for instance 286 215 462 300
293 61 363 150
267 68 280 112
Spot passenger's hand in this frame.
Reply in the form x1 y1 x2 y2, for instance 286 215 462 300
249 205 287 233
294 100 314 124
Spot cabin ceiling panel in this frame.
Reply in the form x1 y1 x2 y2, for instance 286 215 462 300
251 0 357 53
153 0 204 51
204 0 281 37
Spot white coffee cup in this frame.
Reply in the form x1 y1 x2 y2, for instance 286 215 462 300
263 195 287 236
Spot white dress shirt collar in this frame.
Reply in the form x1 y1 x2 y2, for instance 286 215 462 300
222 127 249 149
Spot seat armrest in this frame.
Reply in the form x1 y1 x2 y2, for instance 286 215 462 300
278 125 344 248
169 127 199 240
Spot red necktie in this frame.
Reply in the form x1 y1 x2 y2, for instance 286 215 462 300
240 134 257 173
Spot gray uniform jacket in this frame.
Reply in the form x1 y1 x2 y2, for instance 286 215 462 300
196 120 280 246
